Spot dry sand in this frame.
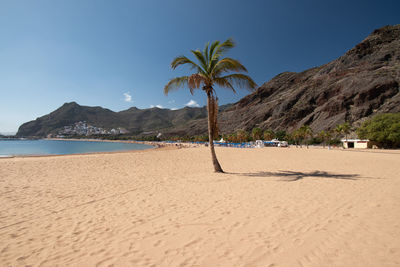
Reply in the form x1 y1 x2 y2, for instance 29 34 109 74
0 146 399 266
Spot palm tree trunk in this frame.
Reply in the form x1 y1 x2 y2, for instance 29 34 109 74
207 92 223 173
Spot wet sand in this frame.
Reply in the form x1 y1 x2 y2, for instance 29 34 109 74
0 147 399 266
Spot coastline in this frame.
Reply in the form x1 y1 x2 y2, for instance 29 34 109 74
2 137 399 159
0 138 162 159
0 137 206 159
46 137 203 147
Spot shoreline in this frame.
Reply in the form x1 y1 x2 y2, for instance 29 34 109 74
0 138 201 159
46 137 198 147
2 138 399 159
0 138 205 159
0 138 161 159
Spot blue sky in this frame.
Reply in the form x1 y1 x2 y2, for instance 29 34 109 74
0 0 399 133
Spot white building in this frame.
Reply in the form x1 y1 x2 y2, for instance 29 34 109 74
118 128 129 134
341 139 369 149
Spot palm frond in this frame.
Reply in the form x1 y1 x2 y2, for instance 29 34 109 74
214 77 237 93
171 55 200 71
164 76 189 95
204 42 210 66
166 39 255 99
212 57 247 76
208 58 220 75
208 40 220 62
219 73 257 91
191 50 208 73
188 73 206 95
213 38 235 59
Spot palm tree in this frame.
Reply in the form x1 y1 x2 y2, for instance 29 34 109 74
335 123 349 148
164 39 257 172
335 124 343 139
252 127 262 141
263 129 275 141
301 125 313 148
318 130 327 148
326 130 333 149
336 122 351 149
227 133 237 143
237 129 249 143
291 129 302 147
341 122 351 144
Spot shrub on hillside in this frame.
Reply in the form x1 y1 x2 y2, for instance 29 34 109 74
357 113 400 148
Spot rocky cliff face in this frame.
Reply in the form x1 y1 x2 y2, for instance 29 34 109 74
17 25 400 137
173 25 400 135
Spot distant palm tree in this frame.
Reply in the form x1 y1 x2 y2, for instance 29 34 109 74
300 125 313 148
341 122 351 143
326 130 333 149
263 129 275 141
252 127 262 141
336 122 351 149
237 129 249 143
291 129 303 148
334 124 342 146
164 39 257 172
318 130 327 148
335 124 343 139
305 126 313 148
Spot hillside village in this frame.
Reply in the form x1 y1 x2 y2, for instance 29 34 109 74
56 121 129 137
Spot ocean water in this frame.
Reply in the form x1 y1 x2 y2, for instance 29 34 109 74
0 139 153 156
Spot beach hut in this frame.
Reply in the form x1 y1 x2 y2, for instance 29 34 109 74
341 139 369 149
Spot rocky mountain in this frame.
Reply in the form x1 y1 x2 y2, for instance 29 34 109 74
16 102 211 137
169 24 400 135
17 25 400 137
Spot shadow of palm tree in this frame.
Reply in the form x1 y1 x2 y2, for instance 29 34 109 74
238 170 360 181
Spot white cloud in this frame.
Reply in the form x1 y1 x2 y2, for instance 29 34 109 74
185 99 200 107
123 92 132 102
170 107 178 110
150 104 163 109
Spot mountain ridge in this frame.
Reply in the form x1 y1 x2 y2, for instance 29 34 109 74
17 102 229 137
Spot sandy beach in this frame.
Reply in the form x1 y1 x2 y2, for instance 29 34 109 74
0 146 399 266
